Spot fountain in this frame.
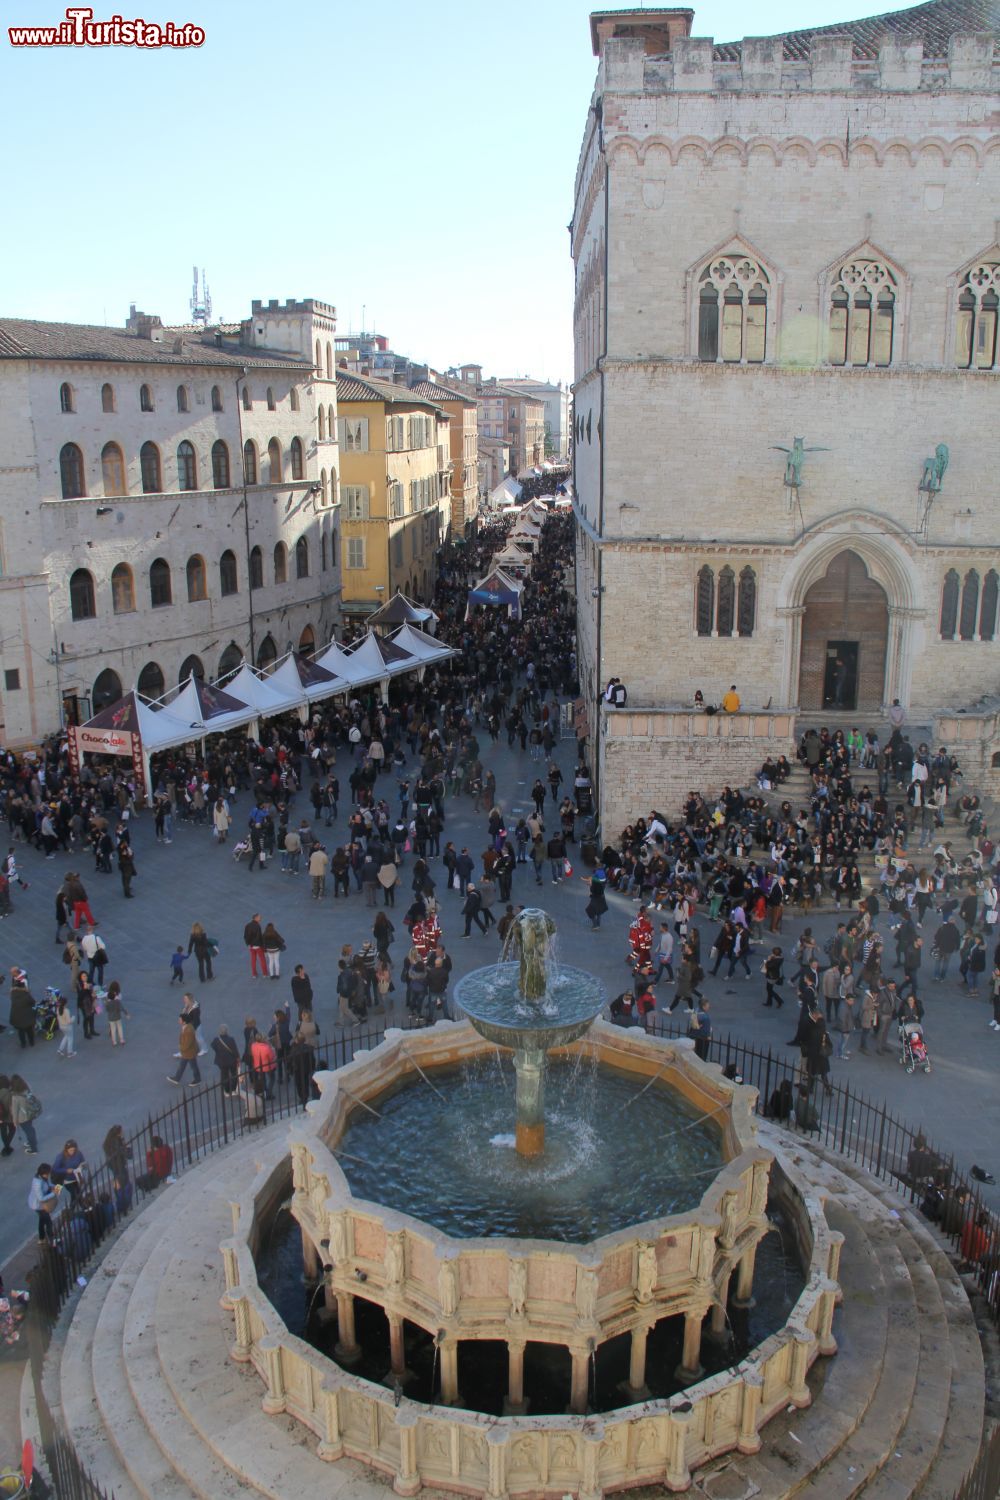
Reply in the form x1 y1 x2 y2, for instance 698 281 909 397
214 909 846 1493
453 907 606 1156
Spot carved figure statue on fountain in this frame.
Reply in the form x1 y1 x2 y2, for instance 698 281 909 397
509 1257 528 1319
439 1256 458 1317
385 1232 405 1287
505 907 557 1002
719 1190 740 1250
576 1266 599 1322
330 1212 348 1265
636 1243 657 1303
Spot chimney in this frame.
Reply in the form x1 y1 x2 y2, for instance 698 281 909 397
127 309 164 341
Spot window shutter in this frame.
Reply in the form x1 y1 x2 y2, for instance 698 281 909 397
337 419 346 449
358 418 369 452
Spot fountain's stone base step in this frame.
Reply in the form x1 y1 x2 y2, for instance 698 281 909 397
40 1124 985 1500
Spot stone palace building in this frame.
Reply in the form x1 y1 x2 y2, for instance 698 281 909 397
571 1 1000 826
0 298 343 745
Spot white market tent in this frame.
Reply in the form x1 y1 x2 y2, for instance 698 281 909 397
223 662 305 719
268 651 350 706
72 623 457 794
388 622 457 665
313 639 362 682
340 631 410 689
495 542 532 573
163 674 259 736
490 477 522 508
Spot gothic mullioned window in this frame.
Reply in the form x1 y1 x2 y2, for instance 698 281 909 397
954 262 999 371
696 567 714 636
828 259 896 368
716 566 735 636
737 566 757 637
698 257 769 363
980 570 999 641
940 570 959 638
696 564 757 637
959 570 980 641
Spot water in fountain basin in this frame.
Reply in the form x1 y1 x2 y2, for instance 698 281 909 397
336 1058 723 1242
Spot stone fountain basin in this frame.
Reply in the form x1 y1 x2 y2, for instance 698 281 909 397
460 1013 599 1051
453 960 606 1052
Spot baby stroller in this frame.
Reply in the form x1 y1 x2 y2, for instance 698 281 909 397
898 1019 931 1074
232 838 251 863
34 987 61 1041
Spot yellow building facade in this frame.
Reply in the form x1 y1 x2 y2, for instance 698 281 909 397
335 372 451 620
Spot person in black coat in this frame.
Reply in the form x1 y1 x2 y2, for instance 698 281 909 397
583 867 608 930
210 1025 240 1094
802 1003 832 1093
290 964 313 1017
462 885 489 936
287 1033 317 1106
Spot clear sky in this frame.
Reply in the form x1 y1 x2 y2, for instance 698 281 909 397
4 0 899 382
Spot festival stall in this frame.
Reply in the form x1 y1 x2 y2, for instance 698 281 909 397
367 589 439 636
465 567 524 621
69 623 457 794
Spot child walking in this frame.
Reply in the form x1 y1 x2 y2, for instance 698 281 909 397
169 947 187 985
4 849 29 891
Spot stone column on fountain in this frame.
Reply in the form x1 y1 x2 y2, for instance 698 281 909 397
388 1313 407 1378
569 1345 590 1413
335 1292 361 1364
504 1340 528 1414
624 1322 651 1399
733 1243 757 1307
675 1308 705 1383
439 1338 461 1405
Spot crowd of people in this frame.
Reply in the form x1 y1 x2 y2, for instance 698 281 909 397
0 492 586 1252
0 485 997 1280
598 717 1000 1104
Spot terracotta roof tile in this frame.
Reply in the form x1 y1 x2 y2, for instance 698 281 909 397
0 317 306 369
335 370 442 411
408 378 477 407
713 0 999 61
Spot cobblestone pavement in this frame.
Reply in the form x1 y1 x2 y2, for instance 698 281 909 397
0 704 996 1270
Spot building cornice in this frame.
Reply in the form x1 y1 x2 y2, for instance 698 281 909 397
598 355 1000 382
572 498 997 556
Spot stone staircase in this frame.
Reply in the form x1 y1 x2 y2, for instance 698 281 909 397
37 1126 987 1499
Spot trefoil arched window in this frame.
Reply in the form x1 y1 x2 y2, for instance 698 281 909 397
698 256 769 363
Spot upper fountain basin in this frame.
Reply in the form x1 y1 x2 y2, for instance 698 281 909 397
453 960 606 1052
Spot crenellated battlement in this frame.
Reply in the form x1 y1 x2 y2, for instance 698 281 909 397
250 298 337 318
601 31 998 95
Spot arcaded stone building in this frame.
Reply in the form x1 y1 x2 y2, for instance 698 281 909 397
0 299 343 745
571 2 1000 826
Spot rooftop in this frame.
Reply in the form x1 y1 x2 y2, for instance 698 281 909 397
589 0 1000 62
409 378 477 408
0 317 307 369
335 369 443 412
715 0 1000 61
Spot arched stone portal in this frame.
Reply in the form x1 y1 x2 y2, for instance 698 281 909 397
798 550 889 711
